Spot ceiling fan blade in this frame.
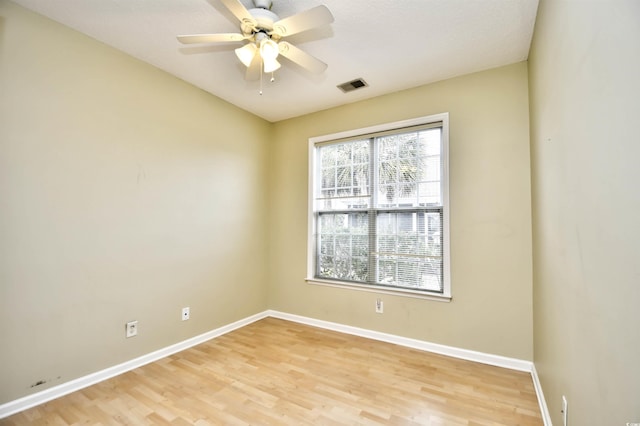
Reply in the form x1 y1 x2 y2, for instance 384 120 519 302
245 51 262 81
271 5 334 38
177 33 246 44
278 41 328 74
220 0 255 24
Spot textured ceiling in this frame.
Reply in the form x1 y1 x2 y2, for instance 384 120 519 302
11 0 539 122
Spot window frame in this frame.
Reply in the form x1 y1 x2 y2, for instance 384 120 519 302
307 113 451 301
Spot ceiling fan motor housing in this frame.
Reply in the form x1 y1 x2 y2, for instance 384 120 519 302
244 7 279 34
253 0 273 10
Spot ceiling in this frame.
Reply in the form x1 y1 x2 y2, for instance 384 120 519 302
11 0 539 122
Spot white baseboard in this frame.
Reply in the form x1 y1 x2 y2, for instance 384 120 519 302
531 363 553 425
1 309 550 423
0 311 268 419
267 310 533 372
269 310 551 424
269 311 551 424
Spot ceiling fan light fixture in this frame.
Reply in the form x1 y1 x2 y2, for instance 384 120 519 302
235 43 257 67
259 38 279 61
263 57 281 73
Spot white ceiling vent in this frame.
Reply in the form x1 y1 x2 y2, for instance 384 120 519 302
337 78 368 93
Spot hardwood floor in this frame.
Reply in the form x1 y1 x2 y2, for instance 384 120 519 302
1 318 542 425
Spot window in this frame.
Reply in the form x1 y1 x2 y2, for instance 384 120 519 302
307 114 450 300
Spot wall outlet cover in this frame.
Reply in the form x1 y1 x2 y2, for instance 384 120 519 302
375 298 383 313
126 320 138 338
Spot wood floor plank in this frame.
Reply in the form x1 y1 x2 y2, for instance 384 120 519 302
1 318 542 425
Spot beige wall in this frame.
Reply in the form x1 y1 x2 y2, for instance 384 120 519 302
269 62 534 360
0 1 270 403
1 0 540 410
528 0 640 424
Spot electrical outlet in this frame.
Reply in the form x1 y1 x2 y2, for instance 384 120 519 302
182 307 190 321
375 298 383 313
561 395 568 426
126 320 138 338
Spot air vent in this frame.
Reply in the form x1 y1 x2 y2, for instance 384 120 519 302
337 78 369 93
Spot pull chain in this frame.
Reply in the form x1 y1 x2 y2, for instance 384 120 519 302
260 57 264 96
258 59 275 95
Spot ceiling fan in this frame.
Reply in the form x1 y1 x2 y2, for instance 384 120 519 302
177 0 334 81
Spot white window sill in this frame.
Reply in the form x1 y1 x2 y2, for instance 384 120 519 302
305 278 452 302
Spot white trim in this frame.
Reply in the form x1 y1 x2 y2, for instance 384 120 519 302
307 136 317 284
305 278 451 302
308 114 450 145
440 113 451 297
267 310 532 372
531 363 553 425
0 311 268 419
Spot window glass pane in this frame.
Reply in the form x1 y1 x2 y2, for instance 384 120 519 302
316 140 370 210
317 212 369 282
378 259 397 284
376 128 442 208
379 161 396 183
318 255 335 277
426 212 442 254
418 182 440 205
397 259 419 286
419 128 442 206
320 235 334 256
423 127 441 156
377 212 396 233
379 137 397 161
335 144 352 165
337 166 352 188
320 147 336 167
378 235 396 253
375 211 443 292
376 132 422 207
352 235 368 257
321 168 336 190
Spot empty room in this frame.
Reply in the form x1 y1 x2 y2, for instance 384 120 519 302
1 0 638 425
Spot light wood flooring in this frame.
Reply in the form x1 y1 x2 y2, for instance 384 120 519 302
1 317 542 425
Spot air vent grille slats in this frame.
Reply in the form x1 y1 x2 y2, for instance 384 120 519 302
337 78 368 93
